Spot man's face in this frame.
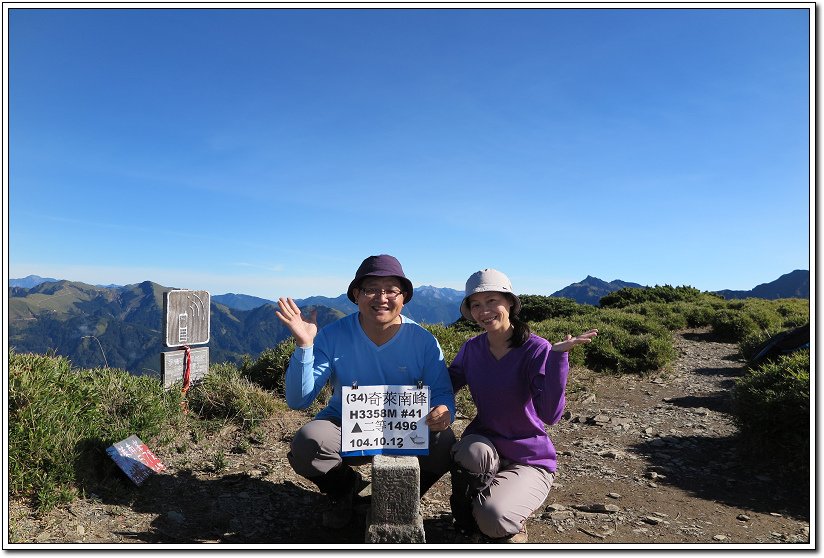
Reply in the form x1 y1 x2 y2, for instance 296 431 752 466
354 276 406 328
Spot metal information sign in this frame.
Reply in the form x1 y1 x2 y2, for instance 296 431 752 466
106 435 166 486
341 384 430 456
164 290 211 347
161 347 209 388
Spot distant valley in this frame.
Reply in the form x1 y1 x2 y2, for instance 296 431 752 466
7 270 809 376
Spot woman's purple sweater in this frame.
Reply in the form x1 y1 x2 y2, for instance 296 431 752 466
448 333 569 472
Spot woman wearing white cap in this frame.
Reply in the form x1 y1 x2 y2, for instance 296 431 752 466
448 268 597 543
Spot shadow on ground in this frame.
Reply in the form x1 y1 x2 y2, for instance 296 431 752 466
80 466 472 544
630 434 809 521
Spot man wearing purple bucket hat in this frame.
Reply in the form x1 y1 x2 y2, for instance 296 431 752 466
276 254 456 529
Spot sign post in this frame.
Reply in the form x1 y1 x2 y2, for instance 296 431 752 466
161 289 211 389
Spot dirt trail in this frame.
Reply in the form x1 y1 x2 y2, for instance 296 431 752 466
8 329 811 546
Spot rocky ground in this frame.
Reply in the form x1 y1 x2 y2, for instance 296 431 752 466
8 329 812 547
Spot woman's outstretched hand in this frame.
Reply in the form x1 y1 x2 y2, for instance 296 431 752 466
275 297 318 348
551 328 599 353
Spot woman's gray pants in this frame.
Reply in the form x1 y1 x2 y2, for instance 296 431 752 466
451 433 554 538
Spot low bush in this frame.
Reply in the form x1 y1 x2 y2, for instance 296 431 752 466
239 338 296 395
614 302 689 331
530 317 594 368
733 350 810 474
9 351 182 513
239 339 334 416
186 362 286 430
600 285 720 308
424 324 475 366
583 324 675 374
518 295 598 322
711 298 810 352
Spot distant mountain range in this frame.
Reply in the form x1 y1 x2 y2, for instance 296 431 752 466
714 269 810 300
9 275 61 288
8 280 346 376
551 276 646 306
8 270 809 375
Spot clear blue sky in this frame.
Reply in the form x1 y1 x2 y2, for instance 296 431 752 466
7 6 812 299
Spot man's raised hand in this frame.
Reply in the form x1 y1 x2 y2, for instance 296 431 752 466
275 297 318 348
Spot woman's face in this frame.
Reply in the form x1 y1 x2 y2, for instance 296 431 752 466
468 291 512 334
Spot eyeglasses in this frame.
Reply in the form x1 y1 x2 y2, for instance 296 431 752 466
359 287 404 300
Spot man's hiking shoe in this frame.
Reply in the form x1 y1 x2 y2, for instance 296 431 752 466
321 474 370 529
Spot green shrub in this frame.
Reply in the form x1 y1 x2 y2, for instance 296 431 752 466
518 295 597 322
580 324 675 374
600 285 719 308
733 350 810 474
186 362 285 430
530 318 594 368
425 324 475 366
773 299 810 324
8 351 182 513
711 298 810 350
239 338 296 395
578 309 676 373
615 302 689 331
238 339 345 417
677 301 721 328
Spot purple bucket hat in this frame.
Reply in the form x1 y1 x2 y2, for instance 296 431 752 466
347 254 414 303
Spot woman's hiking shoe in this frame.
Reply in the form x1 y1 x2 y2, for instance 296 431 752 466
500 526 528 544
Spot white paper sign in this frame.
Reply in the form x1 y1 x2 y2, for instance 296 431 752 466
341 384 430 456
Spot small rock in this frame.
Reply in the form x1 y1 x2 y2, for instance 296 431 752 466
607 492 621 499
642 516 661 525
599 450 622 459
594 504 620 513
76 525 85 536
588 414 611 425
736 514 751 522
713 534 727 541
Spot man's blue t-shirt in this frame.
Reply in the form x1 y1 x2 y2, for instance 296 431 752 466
285 313 456 422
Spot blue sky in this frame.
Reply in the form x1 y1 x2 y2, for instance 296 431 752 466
7 6 812 299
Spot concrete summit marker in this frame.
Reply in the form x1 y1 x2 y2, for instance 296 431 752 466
365 455 425 543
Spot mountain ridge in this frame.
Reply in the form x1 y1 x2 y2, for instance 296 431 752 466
8 271 809 375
